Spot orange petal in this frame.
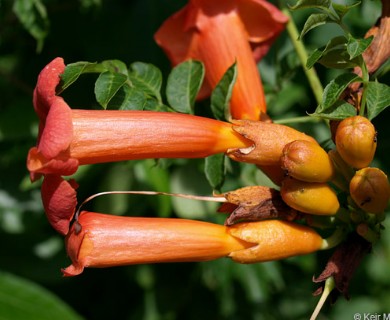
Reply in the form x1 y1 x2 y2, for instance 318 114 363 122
28 58 77 180
41 175 78 235
238 0 288 60
33 57 65 121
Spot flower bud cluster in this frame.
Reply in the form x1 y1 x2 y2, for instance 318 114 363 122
279 140 339 216
335 116 389 217
276 116 389 224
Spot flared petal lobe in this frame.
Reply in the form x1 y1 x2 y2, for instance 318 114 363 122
28 58 77 181
33 57 66 121
41 175 78 235
237 0 289 60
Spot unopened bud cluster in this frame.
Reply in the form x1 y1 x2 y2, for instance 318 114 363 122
280 139 339 216
276 115 388 243
335 116 389 217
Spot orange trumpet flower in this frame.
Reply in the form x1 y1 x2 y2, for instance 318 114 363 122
62 211 324 276
63 211 253 276
155 0 288 120
27 58 252 181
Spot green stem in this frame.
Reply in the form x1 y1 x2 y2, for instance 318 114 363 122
282 7 324 105
359 60 370 117
274 115 322 124
310 277 335 320
321 227 346 250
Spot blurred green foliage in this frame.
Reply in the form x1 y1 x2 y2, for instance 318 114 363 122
0 0 389 319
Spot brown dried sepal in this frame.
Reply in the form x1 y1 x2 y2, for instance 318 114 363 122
357 0 390 76
313 232 372 302
227 120 317 166
218 186 298 225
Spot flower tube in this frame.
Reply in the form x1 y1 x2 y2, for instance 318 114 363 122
63 211 325 276
63 211 254 276
27 58 252 181
154 0 288 120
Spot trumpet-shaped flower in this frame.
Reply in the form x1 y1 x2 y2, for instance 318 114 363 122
63 211 253 276
155 0 288 120
63 211 324 276
27 58 252 181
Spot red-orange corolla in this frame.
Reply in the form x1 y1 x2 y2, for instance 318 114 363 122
155 0 288 120
27 58 252 181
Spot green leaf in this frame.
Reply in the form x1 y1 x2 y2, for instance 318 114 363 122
289 0 331 10
319 73 361 111
366 82 390 120
300 13 331 39
319 49 360 69
307 49 324 69
309 36 361 69
101 59 128 75
332 1 361 19
114 85 160 111
307 36 347 69
0 271 83 320
94 71 128 109
205 154 225 192
210 62 237 121
128 62 163 102
58 61 100 93
347 35 373 60
166 60 205 114
13 0 49 52
311 100 357 120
